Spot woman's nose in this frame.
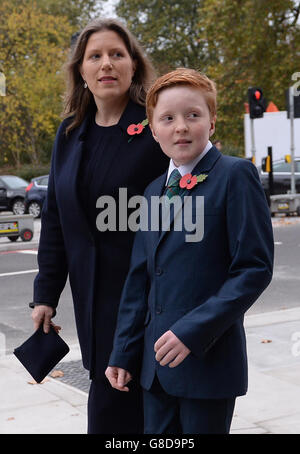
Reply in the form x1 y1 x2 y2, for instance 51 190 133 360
101 55 112 69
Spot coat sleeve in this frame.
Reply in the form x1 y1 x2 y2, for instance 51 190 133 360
33 122 69 309
170 159 274 357
108 227 149 375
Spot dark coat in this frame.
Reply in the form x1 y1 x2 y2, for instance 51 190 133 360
33 100 169 378
109 147 274 398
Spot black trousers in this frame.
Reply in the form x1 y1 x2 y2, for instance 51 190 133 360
87 377 144 434
143 375 236 434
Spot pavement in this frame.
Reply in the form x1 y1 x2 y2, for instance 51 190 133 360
0 214 300 434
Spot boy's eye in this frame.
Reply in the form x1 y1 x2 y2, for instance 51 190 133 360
188 112 199 118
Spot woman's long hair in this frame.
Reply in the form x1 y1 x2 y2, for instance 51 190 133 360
63 18 156 135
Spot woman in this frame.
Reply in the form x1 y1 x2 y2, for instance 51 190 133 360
30 18 169 434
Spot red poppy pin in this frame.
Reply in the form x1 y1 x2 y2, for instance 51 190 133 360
179 173 208 190
127 118 149 142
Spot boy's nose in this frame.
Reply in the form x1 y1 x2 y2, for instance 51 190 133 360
175 120 188 133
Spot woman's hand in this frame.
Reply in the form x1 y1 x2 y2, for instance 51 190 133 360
31 305 60 334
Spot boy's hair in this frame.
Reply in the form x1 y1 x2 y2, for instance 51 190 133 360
146 68 217 124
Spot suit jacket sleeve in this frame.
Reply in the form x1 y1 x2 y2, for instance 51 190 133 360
170 159 274 357
108 227 149 375
33 122 69 308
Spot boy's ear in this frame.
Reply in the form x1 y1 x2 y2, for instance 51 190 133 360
209 115 217 137
150 124 159 143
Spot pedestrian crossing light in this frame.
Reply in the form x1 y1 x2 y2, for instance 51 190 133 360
285 154 291 163
262 156 271 172
248 87 267 119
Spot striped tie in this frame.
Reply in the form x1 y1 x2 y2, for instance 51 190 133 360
165 169 182 199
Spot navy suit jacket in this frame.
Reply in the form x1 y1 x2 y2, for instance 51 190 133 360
109 147 274 398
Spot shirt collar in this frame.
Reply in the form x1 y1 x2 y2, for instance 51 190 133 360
165 140 213 185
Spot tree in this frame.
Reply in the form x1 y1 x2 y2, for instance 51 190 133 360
115 0 210 73
199 0 300 151
113 0 300 154
0 1 73 167
36 0 100 27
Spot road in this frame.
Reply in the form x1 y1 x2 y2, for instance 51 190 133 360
0 217 300 355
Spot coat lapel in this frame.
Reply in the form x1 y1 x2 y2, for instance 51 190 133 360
68 99 147 239
65 114 96 242
95 99 148 196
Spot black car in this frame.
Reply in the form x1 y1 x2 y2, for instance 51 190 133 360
24 174 48 218
0 175 28 215
258 157 300 202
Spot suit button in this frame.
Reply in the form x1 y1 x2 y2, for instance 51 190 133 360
156 306 162 314
155 267 163 276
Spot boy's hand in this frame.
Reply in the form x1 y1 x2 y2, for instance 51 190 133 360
105 366 132 392
154 330 191 368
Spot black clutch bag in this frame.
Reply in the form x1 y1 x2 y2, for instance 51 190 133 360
14 325 70 383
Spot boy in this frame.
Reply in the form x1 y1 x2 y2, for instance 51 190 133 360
105 68 274 434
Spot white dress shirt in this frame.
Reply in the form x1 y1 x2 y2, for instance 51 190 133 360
165 141 213 185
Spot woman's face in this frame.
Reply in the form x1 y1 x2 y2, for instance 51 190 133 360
80 30 136 104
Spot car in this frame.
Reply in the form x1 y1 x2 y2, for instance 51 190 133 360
24 174 48 218
0 175 28 215
257 157 300 203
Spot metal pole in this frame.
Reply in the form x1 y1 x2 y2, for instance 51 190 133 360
268 146 274 196
250 118 256 163
289 87 296 194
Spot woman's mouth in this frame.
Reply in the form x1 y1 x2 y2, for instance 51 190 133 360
98 76 117 84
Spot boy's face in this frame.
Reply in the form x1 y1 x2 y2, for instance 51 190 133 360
150 85 216 167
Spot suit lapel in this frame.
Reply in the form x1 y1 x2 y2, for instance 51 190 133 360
155 146 222 249
146 172 167 249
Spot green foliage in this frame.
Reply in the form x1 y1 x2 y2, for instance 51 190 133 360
36 0 99 27
0 0 100 169
112 0 300 155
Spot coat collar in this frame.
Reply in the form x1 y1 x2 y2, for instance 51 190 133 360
76 98 146 142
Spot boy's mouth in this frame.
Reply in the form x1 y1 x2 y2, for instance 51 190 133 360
175 139 192 144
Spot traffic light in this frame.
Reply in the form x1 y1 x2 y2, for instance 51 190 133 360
285 154 291 163
246 156 255 164
262 156 271 172
248 87 267 119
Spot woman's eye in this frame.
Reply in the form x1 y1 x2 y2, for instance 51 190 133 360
91 54 100 59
